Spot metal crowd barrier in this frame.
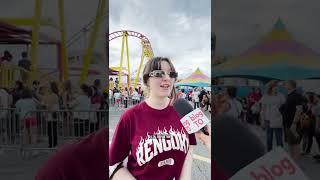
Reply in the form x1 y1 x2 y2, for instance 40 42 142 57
0 108 107 158
109 95 144 108
0 108 20 151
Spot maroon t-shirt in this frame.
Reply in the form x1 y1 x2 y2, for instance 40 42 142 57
35 129 108 180
109 101 197 180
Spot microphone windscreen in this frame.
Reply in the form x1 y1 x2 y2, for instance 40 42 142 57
213 115 266 176
173 98 194 117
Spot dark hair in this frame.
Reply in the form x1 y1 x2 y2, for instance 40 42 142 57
306 92 315 104
15 81 24 90
287 80 297 88
64 80 72 91
50 82 59 95
33 80 40 85
267 81 278 95
142 57 177 100
22 51 28 58
4 50 10 56
227 86 237 98
81 84 91 97
94 79 101 87
21 89 32 99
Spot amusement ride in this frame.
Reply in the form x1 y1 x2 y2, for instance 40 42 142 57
109 30 153 89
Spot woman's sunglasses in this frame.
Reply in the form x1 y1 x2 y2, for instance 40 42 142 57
149 70 178 78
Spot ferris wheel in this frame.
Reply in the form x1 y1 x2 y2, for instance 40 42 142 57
109 30 154 89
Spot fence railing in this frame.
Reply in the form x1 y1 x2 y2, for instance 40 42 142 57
109 95 144 108
0 108 107 158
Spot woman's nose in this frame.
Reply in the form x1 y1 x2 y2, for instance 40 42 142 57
163 73 170 80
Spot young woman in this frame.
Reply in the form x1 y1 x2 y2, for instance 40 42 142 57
109 57 196 180
260 81 285 151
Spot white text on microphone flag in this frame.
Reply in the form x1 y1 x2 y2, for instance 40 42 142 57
230 147 310 180
180 108 210 134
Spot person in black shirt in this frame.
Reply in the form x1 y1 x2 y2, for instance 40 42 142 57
18 51 31 70
18 51 31 83
280 80 304 160
198 87 207 103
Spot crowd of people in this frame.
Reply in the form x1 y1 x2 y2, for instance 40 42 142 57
212 80 320 163
108 85 145 109
176 87 211 112
0 78 107 151
108 76 212 113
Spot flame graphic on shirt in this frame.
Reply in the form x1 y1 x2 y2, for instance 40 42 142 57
136 127 189 166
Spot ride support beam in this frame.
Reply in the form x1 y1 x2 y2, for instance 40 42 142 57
0 17 59 29
135 42 145 89
125 34 131 88
58 0 69 82
30 0 42 83
79 0 106 85
118 32 126 89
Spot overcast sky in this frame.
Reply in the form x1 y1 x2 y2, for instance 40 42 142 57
0 0 107 68
215 0 320 56
109 0 211 79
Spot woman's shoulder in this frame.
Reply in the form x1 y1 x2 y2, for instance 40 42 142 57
121 102 143 117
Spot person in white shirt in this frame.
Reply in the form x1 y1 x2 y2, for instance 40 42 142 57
131 88 140 105
192 88 200 109
69 84 91 137
179 89 186 99
259 81 285 151
113 90 122 109
225 87 243 120
15 89 38 148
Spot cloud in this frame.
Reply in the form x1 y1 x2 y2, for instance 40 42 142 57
215 0 320 55
109 0 211 79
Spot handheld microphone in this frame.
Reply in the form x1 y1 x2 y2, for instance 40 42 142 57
213 114 267 175
173 98 210 135
213 115 309 180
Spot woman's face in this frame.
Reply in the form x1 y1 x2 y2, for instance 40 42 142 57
148 61 175 98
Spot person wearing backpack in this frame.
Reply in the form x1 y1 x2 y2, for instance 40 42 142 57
299 92 317 156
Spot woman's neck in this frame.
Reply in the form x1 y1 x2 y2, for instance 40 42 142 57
145 95 170 110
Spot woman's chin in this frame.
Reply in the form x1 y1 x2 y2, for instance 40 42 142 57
156 93 171 98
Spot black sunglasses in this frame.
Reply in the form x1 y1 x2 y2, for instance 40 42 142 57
149 70 178 78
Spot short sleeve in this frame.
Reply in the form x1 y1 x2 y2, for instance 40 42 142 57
109 111 132 166
188 133 197 145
